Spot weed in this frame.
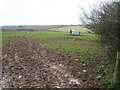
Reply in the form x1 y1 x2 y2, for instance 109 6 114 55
80 58 87 62
99 75 113 88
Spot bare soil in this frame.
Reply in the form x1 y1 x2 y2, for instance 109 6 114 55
1 37 104 88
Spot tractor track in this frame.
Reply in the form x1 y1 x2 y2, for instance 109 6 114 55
1 36 103 88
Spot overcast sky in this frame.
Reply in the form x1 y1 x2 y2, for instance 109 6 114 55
0 0 111 26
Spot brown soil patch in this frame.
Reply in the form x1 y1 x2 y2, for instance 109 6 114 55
1 37 103 88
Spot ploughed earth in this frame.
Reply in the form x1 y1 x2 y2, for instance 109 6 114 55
1 37 104 88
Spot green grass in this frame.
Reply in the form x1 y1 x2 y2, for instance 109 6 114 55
45 38 103 61
96 57 110 73
41 32 103 62
99 75 113 88
2 31 99 45
96 57 115 88
65 33 100 40
2 31 66 46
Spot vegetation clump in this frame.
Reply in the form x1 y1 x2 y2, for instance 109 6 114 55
80 1 120 88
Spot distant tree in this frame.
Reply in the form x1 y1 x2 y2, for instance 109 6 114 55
80 0 120 85
20 26 23 27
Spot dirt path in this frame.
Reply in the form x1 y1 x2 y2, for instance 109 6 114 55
1 37 103 88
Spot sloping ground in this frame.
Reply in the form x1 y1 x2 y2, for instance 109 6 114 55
1 37 103 88
49 26 91 33
2 25 65 31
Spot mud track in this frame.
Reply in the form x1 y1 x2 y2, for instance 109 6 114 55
1 37 103 88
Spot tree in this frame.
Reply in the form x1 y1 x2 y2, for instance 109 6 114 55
80 0 120 85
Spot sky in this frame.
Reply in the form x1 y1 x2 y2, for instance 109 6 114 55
0 0 111 26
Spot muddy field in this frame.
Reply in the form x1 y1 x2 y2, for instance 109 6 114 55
1 37 104 88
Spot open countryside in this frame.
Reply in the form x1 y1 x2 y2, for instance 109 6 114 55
1 0 120 88
1 25 109 88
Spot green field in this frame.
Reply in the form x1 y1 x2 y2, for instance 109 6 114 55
49 26 92 33
2 25 61 31
2 30 104 62
2 31 98 45
2 25 92 33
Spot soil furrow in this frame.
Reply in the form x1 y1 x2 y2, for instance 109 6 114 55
2 37 103 88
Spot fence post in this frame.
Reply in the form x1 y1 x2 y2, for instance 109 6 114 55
113 51 120 83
